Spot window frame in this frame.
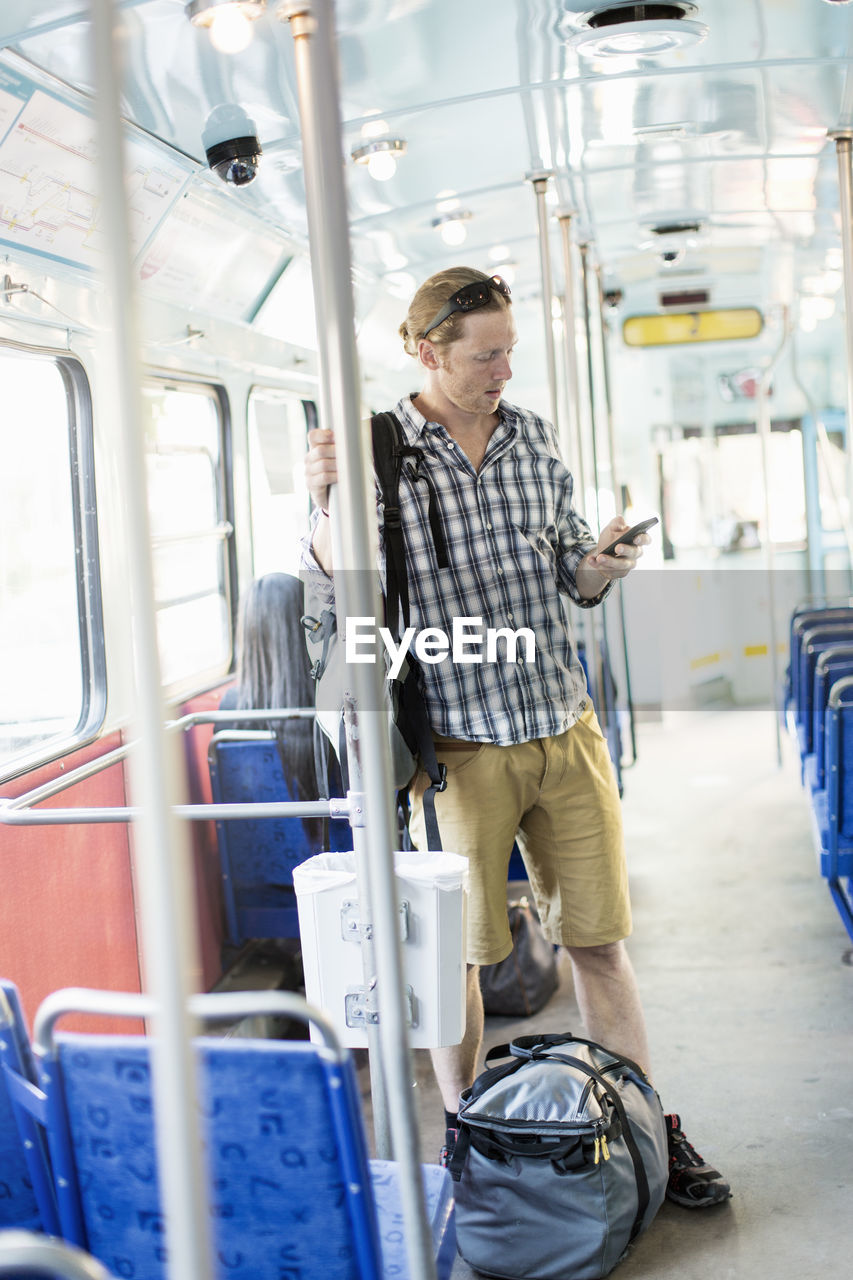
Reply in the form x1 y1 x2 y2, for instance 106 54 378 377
0 339 105 783
245 386 316 581
142 373 237 698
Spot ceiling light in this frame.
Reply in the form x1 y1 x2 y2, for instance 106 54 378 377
568 3 708 59
492 261 517 286
432 211 472 247
351 138 407 182
186 1 265 53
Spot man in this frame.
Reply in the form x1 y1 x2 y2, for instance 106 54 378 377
301 267 730 1209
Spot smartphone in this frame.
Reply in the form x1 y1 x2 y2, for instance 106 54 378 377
597 516 659 559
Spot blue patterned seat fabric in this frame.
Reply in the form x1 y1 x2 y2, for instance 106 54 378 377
0 981 42 1232
54 1032 454 1280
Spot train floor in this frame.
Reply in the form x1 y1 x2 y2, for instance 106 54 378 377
360 705 853 1280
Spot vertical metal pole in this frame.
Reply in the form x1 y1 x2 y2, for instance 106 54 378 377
833 132 853 528
578 243 602 530
789 336 821 597
281 6 436 1280
527 171 560 433
578 240 609 726
757 308 791 767
558 213 586 496
595 263 637 765
88 6 210 1279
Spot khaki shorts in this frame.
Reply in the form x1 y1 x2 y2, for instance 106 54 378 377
407 701 632 965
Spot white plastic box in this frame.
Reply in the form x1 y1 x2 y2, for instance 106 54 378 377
292 849 468 1048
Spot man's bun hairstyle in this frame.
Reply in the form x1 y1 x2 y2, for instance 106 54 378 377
399 266 511 357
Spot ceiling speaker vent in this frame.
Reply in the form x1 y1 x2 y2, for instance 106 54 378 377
586 4 696 30
659 288 710 308
570 3 708 56
651 221 703 237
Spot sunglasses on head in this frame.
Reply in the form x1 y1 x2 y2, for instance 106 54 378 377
421 275 511 339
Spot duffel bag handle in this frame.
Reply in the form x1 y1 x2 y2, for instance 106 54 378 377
509 1031 652 1085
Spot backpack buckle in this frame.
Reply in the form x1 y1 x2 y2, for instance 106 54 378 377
437 762 448 792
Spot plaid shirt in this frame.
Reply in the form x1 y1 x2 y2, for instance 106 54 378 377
300 394 609 745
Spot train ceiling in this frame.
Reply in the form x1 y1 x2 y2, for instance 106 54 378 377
2 0 853 342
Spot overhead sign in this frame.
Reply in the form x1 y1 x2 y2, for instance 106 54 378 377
622 308 764 347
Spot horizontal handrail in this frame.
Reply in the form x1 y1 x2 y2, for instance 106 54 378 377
0 707 320 814
815 645 853 672
828 674 853 708
150 521 234 546
0 1232 111 1280
0 796 353 827
34 987 343 1060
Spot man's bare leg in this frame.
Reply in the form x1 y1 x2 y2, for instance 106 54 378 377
566 939 652 1077
429 965 484 1112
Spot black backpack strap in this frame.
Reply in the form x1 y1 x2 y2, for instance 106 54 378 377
371 411 448 637
372 411 448 850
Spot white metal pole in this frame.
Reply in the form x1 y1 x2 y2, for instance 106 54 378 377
88 5 209 1279
558 212 586 492
833 132 853 531
280 6 436 1280
528 171 560 433
757 308 791 767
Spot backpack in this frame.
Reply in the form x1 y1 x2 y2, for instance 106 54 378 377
478 898 559 1017
303 411 449 850
448 1032 668 1280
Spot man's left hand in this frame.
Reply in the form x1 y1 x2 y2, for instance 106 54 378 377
576 517 650 598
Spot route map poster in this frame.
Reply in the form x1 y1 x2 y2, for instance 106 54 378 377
0 60 187 272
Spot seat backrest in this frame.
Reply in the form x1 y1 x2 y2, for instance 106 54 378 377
799 636 853 749
827 681 853 842
813 651 853 786
790 608 853 706
47 1032 384 1280
208 732 351 944
0 981 53 1234
797 625 853 726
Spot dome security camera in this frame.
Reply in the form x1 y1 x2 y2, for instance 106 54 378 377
202 104 262 187
659 247 685 267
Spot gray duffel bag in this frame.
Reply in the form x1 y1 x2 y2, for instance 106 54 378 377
448 1033 668 1280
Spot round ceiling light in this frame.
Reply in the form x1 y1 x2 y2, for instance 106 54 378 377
351 138 407 182
571 17 707 56
569 3 708 58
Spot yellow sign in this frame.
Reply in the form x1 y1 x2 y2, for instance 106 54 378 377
622 308 764 347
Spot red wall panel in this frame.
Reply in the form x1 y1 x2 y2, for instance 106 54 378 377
0 733 142 1035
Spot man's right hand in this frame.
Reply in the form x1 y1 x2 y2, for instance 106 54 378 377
305 427 338 513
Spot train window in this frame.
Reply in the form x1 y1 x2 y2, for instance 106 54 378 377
0 347 104 777
247 389 312 576
142 381 233 689
663 427 807 554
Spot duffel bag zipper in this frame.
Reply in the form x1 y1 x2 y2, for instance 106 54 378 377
592 1119 610 1165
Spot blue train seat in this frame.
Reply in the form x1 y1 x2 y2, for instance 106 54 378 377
13 990 455 1280
810 676 853 944
808 648 853 792
0 982 57 1238
796 628 853 760
788 606 853 719
208 731 351 946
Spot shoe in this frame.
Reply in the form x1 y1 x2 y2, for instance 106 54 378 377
665 1114 731 1209
439 1127 458 1169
